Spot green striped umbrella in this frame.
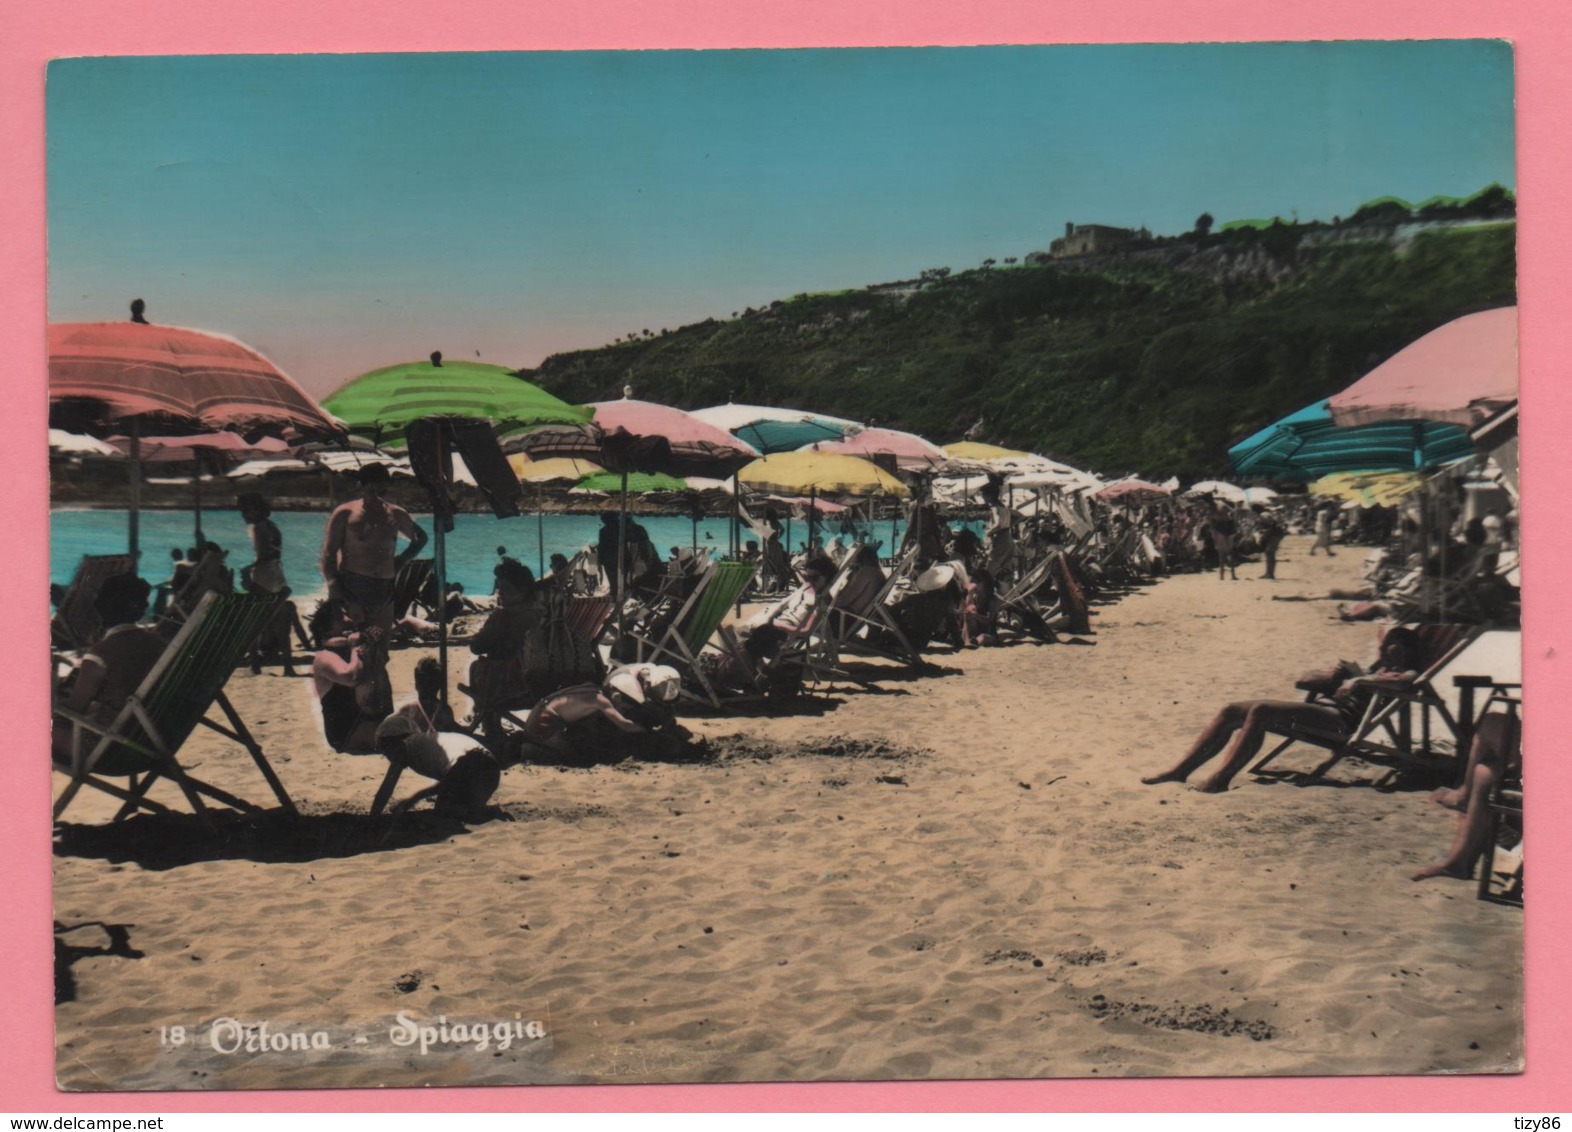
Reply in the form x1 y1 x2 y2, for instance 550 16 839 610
575 470 688 494
321 357 593 446
321 354 594 700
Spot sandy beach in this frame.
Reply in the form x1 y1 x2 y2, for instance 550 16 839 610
51 535 1523 1090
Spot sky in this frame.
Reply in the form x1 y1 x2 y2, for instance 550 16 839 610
45 41 1516 399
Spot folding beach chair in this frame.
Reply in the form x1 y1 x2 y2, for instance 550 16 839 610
391 558 435 621
1249 623 1482 784
52 554 137 648
53 591 299 830
818 546 926 668
624 559 757 708
160 548 234 627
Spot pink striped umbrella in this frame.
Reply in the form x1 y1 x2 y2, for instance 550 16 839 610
49 317 339 441
49 307 340 556
586 395 759 474
1328 307 1518 428
814 426 945 470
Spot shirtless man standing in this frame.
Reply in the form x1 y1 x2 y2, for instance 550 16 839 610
320 463 428 629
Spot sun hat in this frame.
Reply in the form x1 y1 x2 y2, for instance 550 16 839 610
605 663 683 705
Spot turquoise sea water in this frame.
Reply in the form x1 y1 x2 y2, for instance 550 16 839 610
50 508 911 598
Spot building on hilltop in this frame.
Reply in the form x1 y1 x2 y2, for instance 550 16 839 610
1049 221 1152 259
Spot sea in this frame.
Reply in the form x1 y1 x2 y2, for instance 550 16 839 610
50 508 916 599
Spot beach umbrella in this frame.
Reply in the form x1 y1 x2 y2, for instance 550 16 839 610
108 433 291 543
1328 307 1518 429
814 426 945 470
515 391 758 633
740 450 905 554
1228 398 1476 480
507 455 606 483
691 403 862 455
49 304 341 557
739 450 909 498
942 441 1030 462
1094 478 1172 503
324 353 595 699
48 429 122 457
574 470 689 494
1187 480 1248 503
1309 471 1424 508
321 358 592 449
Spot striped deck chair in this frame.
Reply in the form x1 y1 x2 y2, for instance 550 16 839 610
1250 623 1482 784
565 595 615 650
53 591 299 830
52 554 137 648
160 549 234 627
994 552 1061 642
391 558 435 620
818 550 925 668
626 559 757 708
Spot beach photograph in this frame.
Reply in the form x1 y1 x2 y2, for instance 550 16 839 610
44 41 1524 1091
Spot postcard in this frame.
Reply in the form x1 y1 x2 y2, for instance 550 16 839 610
43 41 1523 1093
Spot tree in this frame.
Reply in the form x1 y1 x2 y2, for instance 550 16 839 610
982 258 997 270
1194 213 1215 237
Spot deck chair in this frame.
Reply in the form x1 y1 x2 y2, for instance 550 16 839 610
391 558 435 620
994 551 1068 642
1250 623 1481 784
160 548 233 627
818 546 925 668
624 559 757 708
52 554 138 648
53 591 299 830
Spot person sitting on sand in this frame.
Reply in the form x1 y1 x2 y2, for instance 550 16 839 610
390 655 463 735
1141 628 1421 793
1412 710 1521 882
52 575 167 765
960 564 1000 648
311 598 393 755
373 713 501 823
466 559 545 738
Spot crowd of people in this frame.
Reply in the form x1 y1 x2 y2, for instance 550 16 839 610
50 461 1521 885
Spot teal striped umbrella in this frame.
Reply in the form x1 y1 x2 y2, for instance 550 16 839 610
321 356 593 447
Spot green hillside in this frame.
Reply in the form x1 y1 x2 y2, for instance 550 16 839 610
523 224 1516 479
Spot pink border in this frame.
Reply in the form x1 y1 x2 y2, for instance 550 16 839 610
6 0 1569 1113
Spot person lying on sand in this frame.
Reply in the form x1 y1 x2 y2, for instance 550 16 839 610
1141 628 1420 793
502 664 686 763
1412 710 1521 882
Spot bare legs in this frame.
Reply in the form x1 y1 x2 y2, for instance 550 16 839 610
1143 699 1345 792
1413 712 1521 881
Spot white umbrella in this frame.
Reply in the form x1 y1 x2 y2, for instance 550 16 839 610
49 429 122 457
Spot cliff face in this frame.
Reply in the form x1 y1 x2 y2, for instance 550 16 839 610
525 223 1516 479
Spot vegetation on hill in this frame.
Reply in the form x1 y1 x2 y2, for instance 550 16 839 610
523 221 1516 480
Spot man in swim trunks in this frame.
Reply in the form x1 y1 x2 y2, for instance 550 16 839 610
320 463 428 629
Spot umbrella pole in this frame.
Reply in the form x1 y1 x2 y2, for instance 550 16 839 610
436 427 449 706
731 473 740 559
537 486 545 577
128 420 141 561
616 468 629 647
192 456 204 546
808 487 817 552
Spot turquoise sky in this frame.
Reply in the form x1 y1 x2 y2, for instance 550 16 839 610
46 41 1516 399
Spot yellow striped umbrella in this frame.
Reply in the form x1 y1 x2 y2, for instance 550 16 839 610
1309 471 1422 508
507 454 605 483
738 450 908 498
